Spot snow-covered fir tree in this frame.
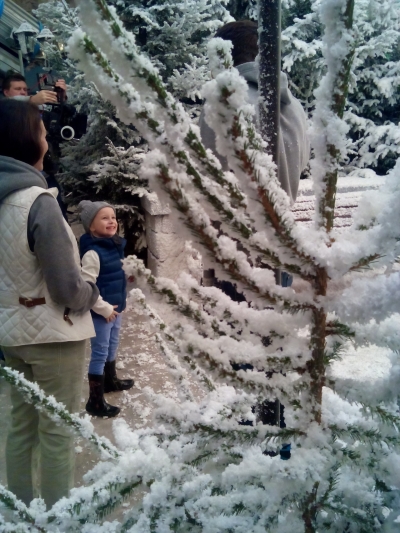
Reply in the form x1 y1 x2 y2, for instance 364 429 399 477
110 0 233 100
33 0 148 254
2 0 400 531
33 0 400 251
227 0 257 20
281 0 400 174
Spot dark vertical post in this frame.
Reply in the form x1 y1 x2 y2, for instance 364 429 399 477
258 0 282 427
258 0 281 166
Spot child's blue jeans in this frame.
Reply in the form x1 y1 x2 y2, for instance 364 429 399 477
89 313 122 375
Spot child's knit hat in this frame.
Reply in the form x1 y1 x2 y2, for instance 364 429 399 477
78 200 114 233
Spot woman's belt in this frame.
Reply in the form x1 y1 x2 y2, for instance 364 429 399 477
18 297 46 308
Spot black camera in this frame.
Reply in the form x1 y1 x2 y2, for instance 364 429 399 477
37 72 87 142
38 72 65 103
41 104 88 141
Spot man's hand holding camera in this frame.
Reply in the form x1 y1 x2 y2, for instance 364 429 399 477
30 79 67 105
30 90 58 105
3 73 67 105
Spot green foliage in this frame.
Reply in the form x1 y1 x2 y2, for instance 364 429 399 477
280 0 400 174
34 1 148 254
111 0 232 99
61 122 148 254
226 0 257 20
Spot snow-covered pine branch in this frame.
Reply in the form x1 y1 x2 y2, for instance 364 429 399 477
0 486 44 533
126 281 308 403
33 0 148 254
282 0 400 175
68 23 316 308
70 2 318 280
110 0 233 100
310 0 355 232
124 256 312 377
74 0 251 210
127 287 216 394
71 0 318 281
0 366 120 460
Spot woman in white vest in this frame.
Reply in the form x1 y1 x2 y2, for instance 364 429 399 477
0 99 99 508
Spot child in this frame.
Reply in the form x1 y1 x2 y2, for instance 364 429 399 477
78 200 134 417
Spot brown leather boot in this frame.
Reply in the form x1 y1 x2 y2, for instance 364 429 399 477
104 361 134 393
86 374 120 417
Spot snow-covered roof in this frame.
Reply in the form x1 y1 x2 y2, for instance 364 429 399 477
292 175 385 229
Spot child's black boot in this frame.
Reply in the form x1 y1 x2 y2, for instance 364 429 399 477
86 374 120 417
104 360 134 393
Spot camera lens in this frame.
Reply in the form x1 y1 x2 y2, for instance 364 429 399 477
60 126 75 140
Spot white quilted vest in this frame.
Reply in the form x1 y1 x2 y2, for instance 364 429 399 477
0 186 95 346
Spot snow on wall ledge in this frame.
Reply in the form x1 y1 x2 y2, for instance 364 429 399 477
144 175 385 281
142 192 203 282
293 175 385 229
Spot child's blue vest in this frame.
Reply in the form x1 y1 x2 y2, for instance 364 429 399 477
80 233 127 314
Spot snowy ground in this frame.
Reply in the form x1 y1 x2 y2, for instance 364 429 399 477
330 344 392 383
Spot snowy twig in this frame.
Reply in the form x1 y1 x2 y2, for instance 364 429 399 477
128 288 216 393
0 486 45 532
82 0 248 209
312 0 355 232
0 366 120 460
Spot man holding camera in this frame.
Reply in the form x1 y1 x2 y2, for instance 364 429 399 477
2 72 67 104
2 72 69 219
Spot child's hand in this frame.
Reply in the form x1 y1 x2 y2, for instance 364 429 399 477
106 306 119 322
127 275 135 283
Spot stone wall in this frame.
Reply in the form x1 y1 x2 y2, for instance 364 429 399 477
142 193 203 283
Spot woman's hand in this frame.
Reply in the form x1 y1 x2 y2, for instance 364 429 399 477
106 306 119 323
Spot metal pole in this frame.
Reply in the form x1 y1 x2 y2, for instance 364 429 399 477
18 50 25 75
258 0 282 427
257 0 281 166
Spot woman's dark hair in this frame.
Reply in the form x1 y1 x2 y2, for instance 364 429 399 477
215 21 258 67
0 99 43 166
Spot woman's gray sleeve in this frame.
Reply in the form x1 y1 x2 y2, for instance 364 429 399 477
27 194 99 313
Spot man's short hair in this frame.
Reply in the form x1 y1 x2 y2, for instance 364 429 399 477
2 72 27 93
215 21 258 67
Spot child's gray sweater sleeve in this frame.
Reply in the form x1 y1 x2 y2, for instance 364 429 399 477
27 194 99 313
